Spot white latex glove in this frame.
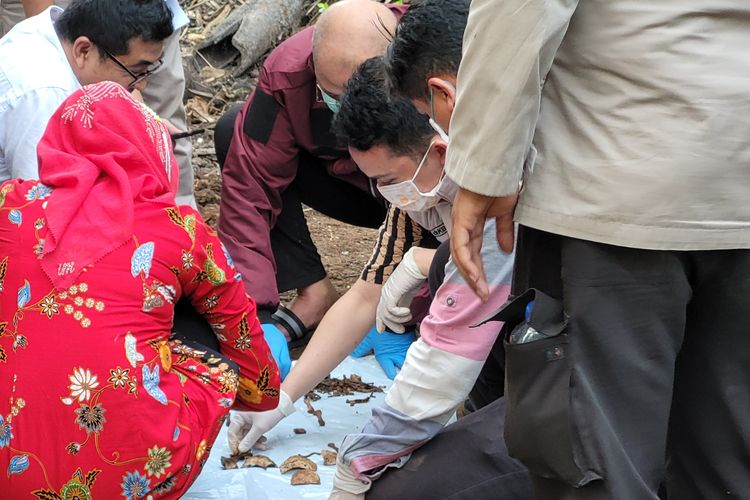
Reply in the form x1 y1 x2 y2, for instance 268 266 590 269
227 390 295 454
376 247 427 333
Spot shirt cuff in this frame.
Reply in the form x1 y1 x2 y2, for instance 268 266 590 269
333 458 371 496
444 148 529 197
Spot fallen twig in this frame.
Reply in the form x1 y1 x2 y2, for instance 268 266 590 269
346 391 376 406
303 395 326 427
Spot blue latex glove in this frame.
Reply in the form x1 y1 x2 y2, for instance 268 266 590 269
261 323 292 381
351 325 417 379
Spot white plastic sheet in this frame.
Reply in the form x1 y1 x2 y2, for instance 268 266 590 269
184 356 392 499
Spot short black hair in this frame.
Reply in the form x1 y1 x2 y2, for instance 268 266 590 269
385 0 470 101
56 0 173 57
333 56 433 161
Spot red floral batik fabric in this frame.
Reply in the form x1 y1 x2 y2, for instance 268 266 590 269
0 83 280 499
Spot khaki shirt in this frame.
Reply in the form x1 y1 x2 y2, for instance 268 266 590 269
445 0 750 250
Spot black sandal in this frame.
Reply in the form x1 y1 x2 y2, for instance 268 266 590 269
272 305 314 349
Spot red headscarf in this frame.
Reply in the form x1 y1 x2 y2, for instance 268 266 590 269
37 82 179 288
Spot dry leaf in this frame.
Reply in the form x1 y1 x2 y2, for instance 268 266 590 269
322 449 337 466
220 456 238 470
199 66 226 84
185 97 214 123
313 375 384 397
291 470 321 486
186 33 205 43
221 448 255 470
279 455 318 474
242 455 276 469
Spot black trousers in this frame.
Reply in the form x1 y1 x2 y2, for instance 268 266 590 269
173 298 219 351
215 104 387 294
427 238 452 297
503 226 750 500
366 392 531 500
170 299 241 378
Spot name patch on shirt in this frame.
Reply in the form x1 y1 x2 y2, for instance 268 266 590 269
431 224 447 239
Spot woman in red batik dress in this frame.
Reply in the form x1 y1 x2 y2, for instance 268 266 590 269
0 82 280 499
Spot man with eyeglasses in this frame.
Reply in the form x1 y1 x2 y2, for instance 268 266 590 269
0 0 193 206
214 0 441 361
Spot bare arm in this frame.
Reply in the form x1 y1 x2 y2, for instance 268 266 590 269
282 278 382 401
22 0 53 17
409 247 436 277
228 278 392 453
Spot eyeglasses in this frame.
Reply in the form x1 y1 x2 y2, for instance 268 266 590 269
100 46 163 89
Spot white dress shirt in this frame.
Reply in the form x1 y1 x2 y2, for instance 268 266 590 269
0 6 78 182
0 1 188 183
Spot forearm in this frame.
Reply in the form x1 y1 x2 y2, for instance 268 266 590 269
410 247 436 277
282 279 381 401
178 208 280 411
22 0 52 17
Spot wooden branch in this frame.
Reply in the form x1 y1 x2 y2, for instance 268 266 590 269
198 0 307 76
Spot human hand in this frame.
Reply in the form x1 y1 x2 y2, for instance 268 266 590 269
261 323 292 380
351 326 416 379
227 390 296 454
451 188 518 301
158 118 183 152
160 117 181 136
376 248 427 333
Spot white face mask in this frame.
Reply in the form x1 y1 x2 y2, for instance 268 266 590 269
377 142 445 211
428 85 451 143
429 118 450 143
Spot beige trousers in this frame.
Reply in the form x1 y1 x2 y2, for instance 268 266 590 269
0 0 24 36
144 28 195 207
0 0 195 206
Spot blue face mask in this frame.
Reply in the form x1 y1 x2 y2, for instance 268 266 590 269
318 84 341 113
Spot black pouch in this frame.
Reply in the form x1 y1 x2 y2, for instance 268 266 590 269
478 288 601 487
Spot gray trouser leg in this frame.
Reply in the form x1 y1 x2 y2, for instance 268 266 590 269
0 0 25 36
141 29 194 207
1 0 73 36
